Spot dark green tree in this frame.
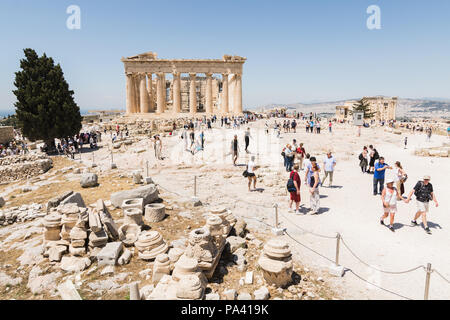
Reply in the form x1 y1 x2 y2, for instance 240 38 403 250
13 49 82 146
350 99 376 119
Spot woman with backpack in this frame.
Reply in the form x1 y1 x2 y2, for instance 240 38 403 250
309 162 321 214
288 164 301 214
359 146 368 173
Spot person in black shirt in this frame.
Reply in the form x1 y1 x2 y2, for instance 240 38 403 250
230 135 240 166
405 175 439 234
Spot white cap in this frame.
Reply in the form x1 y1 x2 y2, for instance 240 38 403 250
385 178 394 184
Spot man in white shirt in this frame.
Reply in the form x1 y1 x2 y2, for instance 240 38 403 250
322 151 336 187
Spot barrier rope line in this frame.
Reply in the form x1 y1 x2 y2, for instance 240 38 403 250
432 269 450 285
340 236 426 275
284 231 335 263
345 269 414 301
279 212 336 239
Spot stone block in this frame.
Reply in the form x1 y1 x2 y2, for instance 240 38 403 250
57 280 82 300
110 184 159 208
97 242 123 266
226 236 247 253
61 192 86 208
245 271 254 285
80 173 98 188
122 198 144 212
237 292 252 300
144 203 166 223
254 286 270 300
48 246 67 262
223 289 237 300
118 249 132 265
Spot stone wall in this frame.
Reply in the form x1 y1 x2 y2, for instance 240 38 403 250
0 126 14 144
0 154 53 182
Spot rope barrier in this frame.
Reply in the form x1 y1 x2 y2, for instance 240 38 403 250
284 231 334 264
432 269 450 285
279 212 336 239
345 269 415 300
340 236 426 275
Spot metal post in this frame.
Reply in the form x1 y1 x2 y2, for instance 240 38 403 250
424 263 432 300
111 150 114 164
92 151 95 164
335 233 341 266
194 176 197 197
146 161 149 177
274 204 279 229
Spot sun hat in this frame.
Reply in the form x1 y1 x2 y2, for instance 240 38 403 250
385 178 394 184
423 175 431 180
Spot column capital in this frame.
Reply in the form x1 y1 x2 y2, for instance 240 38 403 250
189 73 197 79
205 72 213 78
173 71 181 77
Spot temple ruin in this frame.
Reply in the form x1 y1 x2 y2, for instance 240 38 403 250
122 52 246 116
336 96 398 121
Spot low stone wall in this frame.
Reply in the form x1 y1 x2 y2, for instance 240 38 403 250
0 154 53 182
414 145 450 158
0 126 14 144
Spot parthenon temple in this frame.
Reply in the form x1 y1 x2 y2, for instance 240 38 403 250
122 52 246 116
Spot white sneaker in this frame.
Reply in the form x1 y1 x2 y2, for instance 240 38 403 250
295 210 302 215
288 209 295 213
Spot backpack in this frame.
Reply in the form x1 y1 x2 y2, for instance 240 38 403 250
414 181 432 201
286 172 297 192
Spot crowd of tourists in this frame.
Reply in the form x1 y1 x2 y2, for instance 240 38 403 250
0 140 29 157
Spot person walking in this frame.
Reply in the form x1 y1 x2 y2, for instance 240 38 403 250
304 156 320 186
231 135 240 166
404 137 408 149
284 144 294 172
328 121 333 133
244 128 252 153
246 156 258 191
297 143 306 170
153 135 163 160
394 161 407 196
359 147 368 173
380 178 403 232
322 151 336 187
288 164 301 214
405 175 438 234
373 157 392 195
309 161 321 215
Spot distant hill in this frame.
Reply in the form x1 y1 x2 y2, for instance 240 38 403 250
249 98 450 118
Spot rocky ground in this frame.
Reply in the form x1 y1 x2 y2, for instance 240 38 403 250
0 156 338 300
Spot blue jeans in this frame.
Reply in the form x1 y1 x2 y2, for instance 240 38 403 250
286 156 294 171
373 177 384 195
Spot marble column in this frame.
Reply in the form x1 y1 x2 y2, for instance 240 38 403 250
126 74 133 115
147 73 154 112
189 73 197 114
221 73 229 114
156 73 166 114
228 74 236 115
205 73 213 114
234 74 243 114
139 74 150 113
173 72 181 114
133 75 140 113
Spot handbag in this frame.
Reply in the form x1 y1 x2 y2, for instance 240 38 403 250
287 178 296 192
242 170 249 178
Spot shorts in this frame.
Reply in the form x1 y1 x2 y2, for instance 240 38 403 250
416 200 429 212
247 173 255 177
383 205 397 214
290 191 300 203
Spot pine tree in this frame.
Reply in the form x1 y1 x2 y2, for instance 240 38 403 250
351 99 375 119
13 48 82 146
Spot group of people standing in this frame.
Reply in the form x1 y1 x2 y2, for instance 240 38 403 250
287 150 337 215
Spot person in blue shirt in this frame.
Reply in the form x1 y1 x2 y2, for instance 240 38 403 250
373 157 392 195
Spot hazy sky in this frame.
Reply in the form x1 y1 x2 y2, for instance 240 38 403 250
1 0 449 113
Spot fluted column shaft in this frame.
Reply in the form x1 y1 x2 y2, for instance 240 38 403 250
173 72 181 114
205 73 213 114
147 73 154 112
234 74 243 114
133 75 140 113
126 74 133 114
221 73 229 114
228 74 236 115
139 74 150 113
189 73 197 114
156 73 166 114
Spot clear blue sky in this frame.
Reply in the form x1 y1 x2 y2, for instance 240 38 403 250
1 0 449 113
